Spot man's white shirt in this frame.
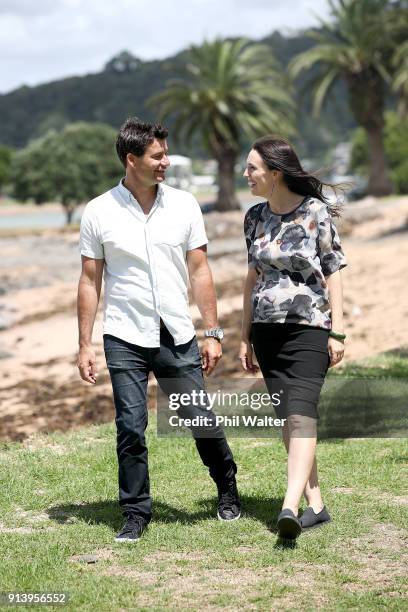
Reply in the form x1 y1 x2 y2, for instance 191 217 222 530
79 180 208 347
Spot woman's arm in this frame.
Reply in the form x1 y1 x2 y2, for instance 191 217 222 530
326 269 345 367
326 269 344 332
241 267 258 339
239 267 259 372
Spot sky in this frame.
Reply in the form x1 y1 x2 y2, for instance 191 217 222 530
0 0 331 95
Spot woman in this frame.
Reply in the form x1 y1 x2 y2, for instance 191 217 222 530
239 136 347 540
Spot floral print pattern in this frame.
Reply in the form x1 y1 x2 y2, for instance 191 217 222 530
244 197 347 329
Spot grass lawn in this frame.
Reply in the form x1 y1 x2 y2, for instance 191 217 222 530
0 355 407 610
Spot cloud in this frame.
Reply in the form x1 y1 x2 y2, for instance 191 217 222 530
0 0 59 16
233 0 289 6
0 0 330 94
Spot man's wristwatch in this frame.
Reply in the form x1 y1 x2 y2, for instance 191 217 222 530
204 328 224 342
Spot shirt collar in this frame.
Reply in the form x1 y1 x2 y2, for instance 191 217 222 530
118 178 164 209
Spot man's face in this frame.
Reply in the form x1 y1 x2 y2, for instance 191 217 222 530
127 138 170 187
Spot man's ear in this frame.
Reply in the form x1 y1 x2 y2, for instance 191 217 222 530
126 153 137 168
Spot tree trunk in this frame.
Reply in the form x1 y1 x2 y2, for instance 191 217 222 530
64 203 75 225
215 148 240 211
347 70 393 197
365 123 393 196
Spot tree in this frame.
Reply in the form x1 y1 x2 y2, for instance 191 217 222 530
351 111 408 194
392 40 408 116
150 38 294 211
290 0 407 196
104 50 142 73
0 145 13 192
11 122 122 224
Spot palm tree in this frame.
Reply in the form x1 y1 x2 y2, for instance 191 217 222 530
150 38 294 211
392 40 408 116
290 0 406 196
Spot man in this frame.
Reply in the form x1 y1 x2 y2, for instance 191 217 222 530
77 117 240 542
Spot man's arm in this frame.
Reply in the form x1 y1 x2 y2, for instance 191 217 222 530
77 255 105 384
186 246 221 376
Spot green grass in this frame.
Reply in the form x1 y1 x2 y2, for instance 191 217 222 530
331 349 408 379
0 354 407 610
1 426 407 610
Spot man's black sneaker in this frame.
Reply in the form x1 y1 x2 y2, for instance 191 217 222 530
277 508 302 540
217 479 241 521
114 514 148 543
300 505 331 530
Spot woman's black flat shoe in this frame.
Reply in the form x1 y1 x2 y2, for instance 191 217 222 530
300 506 331 529
277 508 302 539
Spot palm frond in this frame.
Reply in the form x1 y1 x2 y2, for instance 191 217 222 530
311 68 340 115
289 44 350 78
147 37 295 157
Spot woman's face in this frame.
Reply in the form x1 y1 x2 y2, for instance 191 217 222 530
243 149 277 198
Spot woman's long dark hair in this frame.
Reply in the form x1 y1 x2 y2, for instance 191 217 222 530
252 135 345 217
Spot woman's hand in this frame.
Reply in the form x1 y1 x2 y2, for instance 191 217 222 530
239 339 259 373
328 337 344 368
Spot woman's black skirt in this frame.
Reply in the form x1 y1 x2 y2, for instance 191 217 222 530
251 322 330 420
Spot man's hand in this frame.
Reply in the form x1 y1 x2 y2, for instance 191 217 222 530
77 345 98 384
201 337 222 376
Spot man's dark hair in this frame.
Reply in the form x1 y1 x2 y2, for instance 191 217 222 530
116 117 169 167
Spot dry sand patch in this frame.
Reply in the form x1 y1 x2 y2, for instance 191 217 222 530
336 522 408 595
369 491 408 506
0 508 54 533
143 551 207 564
95 521 407 607
69 548 117 564
99 563 328 608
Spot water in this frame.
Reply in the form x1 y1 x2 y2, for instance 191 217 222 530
0 206 84 229
0 195 257 229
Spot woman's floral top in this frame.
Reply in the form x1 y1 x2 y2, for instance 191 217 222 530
244 196 347 329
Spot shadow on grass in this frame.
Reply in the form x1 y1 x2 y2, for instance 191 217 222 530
48 494 298 548
48 500 212 531
48 501 122 530
226 494 299 549
384 348 408 360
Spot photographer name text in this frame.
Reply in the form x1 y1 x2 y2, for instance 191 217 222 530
168 415 286 428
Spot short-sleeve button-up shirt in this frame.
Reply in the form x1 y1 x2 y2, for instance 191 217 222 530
79 180 208 347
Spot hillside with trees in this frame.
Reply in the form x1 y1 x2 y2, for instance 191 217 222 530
0 33 356 161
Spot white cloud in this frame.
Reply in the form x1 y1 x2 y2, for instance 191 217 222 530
0 0 59 16
0 0 331 94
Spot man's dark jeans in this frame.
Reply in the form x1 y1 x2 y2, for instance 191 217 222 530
103 327 237 520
